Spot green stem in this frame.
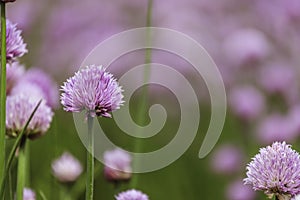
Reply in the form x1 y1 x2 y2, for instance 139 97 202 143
130 0 153 188
85 115 94 200
0 2 6 194
0 100 42 199
16 137 27 200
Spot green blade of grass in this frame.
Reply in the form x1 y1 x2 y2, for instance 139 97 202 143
0 100 42 199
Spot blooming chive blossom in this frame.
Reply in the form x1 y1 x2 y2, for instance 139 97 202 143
60 65 124 118
244 142 300 198
20 68 59 108
115 189 149 200
6 62 25 94
211 145 244 174
52 152 83 182
5 20 27 61
23 188 36 200
104 148 132 182
6 94 53 139
226 180 255 200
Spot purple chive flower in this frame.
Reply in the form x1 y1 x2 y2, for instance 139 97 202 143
229 86 265 121
5 19 27 61
20 68 59 109
259 63 297 96
223 28 269 67
104 148 132 182
11 81 46 103
6 94 53 139
60 65 124 118
211 145 244 174
23 188 36 200
244 142 300 198
256 114 298 144
293 195 300 200
6 62 25 94
52 152 83 182
226 180 255 200
115 189 149 200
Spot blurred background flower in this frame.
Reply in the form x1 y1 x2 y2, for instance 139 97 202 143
4 0 300 199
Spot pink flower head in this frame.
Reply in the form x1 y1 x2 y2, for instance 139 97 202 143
23 188 36 200
21 68 59 109
104 148 132 182
244 142 300 197
115 189 149 200
52 152 83 182
223 28 269 67
6 62 25 94
61 65 124 118
226 180 255 200
5 19 27 61
229 86 265 121
211 145 243 174
6 94 53 139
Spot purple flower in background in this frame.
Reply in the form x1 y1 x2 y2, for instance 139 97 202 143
256 114 298 144
115 189 149 200
11 81 46 103
52 152 83 182
6 94 53 139
244 142 300 198
23 188 36 200
104 148 132 182
259 63 298 102
211 145 243 174
229 86 265 121
226 180 255 200
20 68 59 108
60 65 124 118
5 19 27 61
6 62 25 94
223 28 270 67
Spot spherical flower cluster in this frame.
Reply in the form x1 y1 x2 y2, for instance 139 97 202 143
229 86 265 121
60 65 124 118
115 189 149 200
5 19 27 61
20 68 59 108
211 145 243 174
244 142 300 198
226 180 255 200
6 94 53 139
23 188 36 200
6 62 24 94
51 152 83 182
104 148 132 182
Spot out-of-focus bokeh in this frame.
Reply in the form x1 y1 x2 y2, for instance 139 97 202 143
6 0 300 199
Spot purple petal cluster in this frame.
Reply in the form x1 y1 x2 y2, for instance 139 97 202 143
6 62 25 94
60 65 124 117
104 148 132 182
5 19 27 61
52 152 83 182
6 94 53 139
115 189 149 200
20 68 59 108
244 142 300 196
23 188 36 200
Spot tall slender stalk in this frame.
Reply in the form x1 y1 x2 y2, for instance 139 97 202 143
85 115 94 200
0 2 6 190
16 136 27 200
130 0 153 188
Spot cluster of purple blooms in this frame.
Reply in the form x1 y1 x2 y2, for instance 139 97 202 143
245 142 300 200
5 19 57 139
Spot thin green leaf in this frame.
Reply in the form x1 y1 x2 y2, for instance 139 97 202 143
0 100 42 199
39 190 48 200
